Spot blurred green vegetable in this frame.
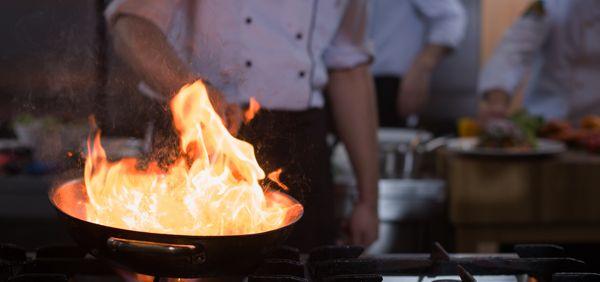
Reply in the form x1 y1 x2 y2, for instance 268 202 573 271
510 110 545 147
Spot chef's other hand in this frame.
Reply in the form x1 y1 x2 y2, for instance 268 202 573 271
397 65 432 117
479 89 510 123
349 201 379 247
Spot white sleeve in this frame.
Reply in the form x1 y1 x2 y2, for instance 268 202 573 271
104 0 181 34
323 0 373 70
410 0 467 49
478 15 550 95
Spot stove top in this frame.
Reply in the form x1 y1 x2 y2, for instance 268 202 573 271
1 243 599 282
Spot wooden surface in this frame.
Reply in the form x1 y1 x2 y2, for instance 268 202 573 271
540 153 600 223
445 150 600 252
480 0 534 65
448 156 542 224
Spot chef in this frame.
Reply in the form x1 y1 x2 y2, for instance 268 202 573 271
369 0 467 126
479 0 600 122
104 0 379 250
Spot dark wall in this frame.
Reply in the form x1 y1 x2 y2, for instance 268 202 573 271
0 0 150 137
0 0 99 121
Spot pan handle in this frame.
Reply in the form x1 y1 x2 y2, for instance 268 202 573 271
107 237 205 264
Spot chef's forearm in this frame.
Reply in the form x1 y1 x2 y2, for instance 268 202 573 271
112 16 196 97
327 64 379 207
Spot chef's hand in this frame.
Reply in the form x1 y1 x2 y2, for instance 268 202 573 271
349 201 379 247
205 83 243 135
479 89 510 123
397 62 433 118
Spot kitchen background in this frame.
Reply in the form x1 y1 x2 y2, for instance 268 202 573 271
2 0 600 275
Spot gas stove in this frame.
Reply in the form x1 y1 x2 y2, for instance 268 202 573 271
1 243 598 282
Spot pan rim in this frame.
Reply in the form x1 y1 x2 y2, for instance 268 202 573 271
49 178 304 239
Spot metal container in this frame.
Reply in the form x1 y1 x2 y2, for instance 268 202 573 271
333 177 446 253
332 129 447 253
377 179 446 222
378 128 433 179
368 179 446 254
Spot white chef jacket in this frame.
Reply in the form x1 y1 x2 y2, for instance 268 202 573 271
479 0 600 121
368 0 467 77
105 0 372 110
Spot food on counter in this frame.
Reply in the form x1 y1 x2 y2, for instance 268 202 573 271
459 113 600 153
539 120 577 142
510 110 545 145
478 119 532 149
478 111 544 149
579 132 600 153
540 115 600 142
581 115 600 131
575 116 600 153
538 115 600 153
457 117 481 137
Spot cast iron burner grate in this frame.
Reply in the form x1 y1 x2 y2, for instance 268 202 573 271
1 242 599 281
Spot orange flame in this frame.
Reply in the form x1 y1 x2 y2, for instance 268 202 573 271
83 81 301 236
267 168 289 191
244 97 261 123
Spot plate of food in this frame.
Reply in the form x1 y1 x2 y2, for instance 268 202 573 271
539 115 600 153
449 111 566 157
446 137 566 157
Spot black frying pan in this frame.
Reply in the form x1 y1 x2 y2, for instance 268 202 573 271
49 179 303 278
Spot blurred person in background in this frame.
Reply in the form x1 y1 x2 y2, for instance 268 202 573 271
369 0 467 127
105 0 379 250
479 0 600 122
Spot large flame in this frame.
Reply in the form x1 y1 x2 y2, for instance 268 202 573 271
83 81 301 236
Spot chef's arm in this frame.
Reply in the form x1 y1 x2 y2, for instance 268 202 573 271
328 64 379 246
328 64 378 207
396 45 452 117
478 14 545 119
398 0 467 116
404 43 451 82
112 16 195 98
111 15 236 128
478 1 549 119
322 0 378 246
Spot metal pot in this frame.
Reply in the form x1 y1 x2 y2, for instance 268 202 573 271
378 128 434 179
367 178 446 254
48 179 303 278
377 178 445 222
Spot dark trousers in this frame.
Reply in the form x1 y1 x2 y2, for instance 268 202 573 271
238 109 335 251
375 76 403 127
